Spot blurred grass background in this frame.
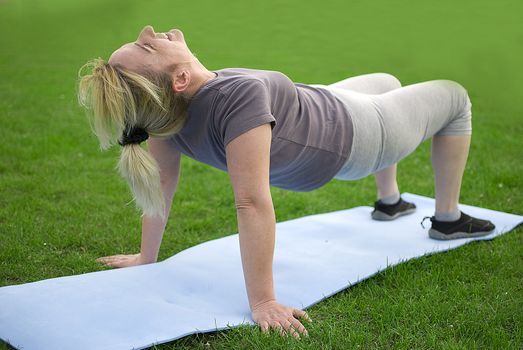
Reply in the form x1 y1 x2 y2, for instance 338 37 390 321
0 0 522 348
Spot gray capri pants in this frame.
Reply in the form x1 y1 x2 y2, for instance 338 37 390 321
311 73 472 180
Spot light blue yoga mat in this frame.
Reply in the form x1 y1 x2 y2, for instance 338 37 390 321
1 193 521 350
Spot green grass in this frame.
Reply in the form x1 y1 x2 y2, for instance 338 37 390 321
1 0 522 348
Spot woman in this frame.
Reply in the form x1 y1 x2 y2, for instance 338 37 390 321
78 25 495 339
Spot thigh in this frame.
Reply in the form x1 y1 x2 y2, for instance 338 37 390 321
370 79 471 170
329 79 471 180
328 73 402 94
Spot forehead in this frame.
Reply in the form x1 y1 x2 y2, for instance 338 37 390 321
108 43 152 72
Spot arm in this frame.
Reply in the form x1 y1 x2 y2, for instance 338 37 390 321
225 123 311 338
96 137 181 267
225 123 276 308
140 137 181 263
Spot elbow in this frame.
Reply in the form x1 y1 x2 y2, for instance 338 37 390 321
235 197 257 211
234 194 272 211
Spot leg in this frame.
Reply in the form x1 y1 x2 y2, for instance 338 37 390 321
328 72 402 95
372 162 419 221
330 79 494 238
328 73 404 204
374 164 399 200
428 136 495 240
432 135 470 215
370 80 474 217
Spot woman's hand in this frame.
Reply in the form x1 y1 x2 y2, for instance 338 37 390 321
251 299 312 339
95 253 148 268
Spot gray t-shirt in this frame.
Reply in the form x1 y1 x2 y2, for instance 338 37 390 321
168 68 353 192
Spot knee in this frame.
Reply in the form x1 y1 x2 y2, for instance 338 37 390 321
435 80 473 136
373 72 402 91
441 80 472 117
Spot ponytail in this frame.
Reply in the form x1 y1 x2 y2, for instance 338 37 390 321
118 143 165 218
77 58 189 218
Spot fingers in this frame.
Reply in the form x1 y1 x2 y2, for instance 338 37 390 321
95 255 128 267
96 255 123 262
270 319 305 339
288 317 308 337
261 318 308 339
96 254 142 268
269 321 287 337
253 303 311 339
260 321 270 333
281 319 302 339
96 256 119 264
293 308 313 323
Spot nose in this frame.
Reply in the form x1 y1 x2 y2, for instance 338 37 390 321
138 25 155 41
168 28 185 41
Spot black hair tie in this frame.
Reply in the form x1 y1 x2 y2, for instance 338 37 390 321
118 126 149 146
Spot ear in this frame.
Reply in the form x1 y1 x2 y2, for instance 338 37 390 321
171 69 191 93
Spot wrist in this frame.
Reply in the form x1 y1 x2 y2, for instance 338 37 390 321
251 298 276 311
138 253 157 264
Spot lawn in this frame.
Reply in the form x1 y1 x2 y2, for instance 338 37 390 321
0 0 522 349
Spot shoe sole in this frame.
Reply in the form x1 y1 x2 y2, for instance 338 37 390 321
428 228 496 240
371 208 416 221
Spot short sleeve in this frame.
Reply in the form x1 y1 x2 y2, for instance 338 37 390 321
218 79 276 147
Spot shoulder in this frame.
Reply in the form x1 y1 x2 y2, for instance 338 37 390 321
212 75 275 147
216 76 267 98
213 67 286 95
213 76 270 112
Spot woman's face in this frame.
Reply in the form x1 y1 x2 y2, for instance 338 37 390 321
108 25 194 75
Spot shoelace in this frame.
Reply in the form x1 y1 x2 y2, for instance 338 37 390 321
420 216 433 229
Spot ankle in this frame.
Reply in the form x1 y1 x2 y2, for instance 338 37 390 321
379 192 400 205
434 208 461 222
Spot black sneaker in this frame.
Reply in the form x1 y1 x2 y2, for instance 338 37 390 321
371 197 417 221
421 211 496 240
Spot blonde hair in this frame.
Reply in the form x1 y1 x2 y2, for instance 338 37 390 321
77 58 190 218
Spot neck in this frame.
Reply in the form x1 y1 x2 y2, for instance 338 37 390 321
183 61 217 99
